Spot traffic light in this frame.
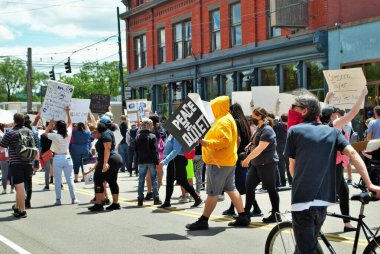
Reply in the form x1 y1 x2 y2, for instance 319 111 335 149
49 67 55 80
64 57 72 73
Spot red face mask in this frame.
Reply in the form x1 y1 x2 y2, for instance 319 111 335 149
287 109 304 130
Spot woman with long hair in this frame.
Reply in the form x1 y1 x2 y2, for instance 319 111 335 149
88 116 123 211
222 103 251 216
46 107 79 205
70 122 91 182
241 107 280 223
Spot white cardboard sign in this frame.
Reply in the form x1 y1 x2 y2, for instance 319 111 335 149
232 91 253 116
41 81 74 121
70 98 90 123
323 68 367 110
278 93 297 116
251 86 279 114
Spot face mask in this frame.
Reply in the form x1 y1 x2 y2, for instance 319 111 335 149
252 118 259 126
287 109 304 130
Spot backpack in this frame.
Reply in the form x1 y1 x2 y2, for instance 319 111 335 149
129 128 138 149
16 128 38 161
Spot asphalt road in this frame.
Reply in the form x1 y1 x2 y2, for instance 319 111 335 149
0 170 379 254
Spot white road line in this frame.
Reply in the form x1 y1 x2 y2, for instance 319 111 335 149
0 235 31 254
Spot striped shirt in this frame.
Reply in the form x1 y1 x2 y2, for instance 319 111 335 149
0 125 35 165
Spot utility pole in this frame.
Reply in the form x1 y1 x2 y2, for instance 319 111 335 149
117 6 126 111
27 47 33 113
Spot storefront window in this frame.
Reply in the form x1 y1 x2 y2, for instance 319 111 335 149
365 62 380 83
157 84 169 118
172 82 183 110
282 63 298 92
305 61 324 101
142 87 151 100
206 75 219 100
240 70 253 90
221 73 234 98
260 67 275 86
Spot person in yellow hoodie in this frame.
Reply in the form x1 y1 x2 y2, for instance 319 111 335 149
186 96 250 230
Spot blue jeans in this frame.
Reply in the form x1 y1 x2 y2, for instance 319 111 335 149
1 160 12 190
128 147 136 174
137 164 158 199
292 206 327 254
53 155 76 201
118 143 129 172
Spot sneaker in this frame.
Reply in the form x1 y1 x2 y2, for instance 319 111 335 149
346 179 352 185
137 198 143 207
42 186 50 191
11 204 19 213
14 210 27 218
154 197 162 205
25 200 31 209
262 212 282 224
222 209 236 217
106 203 121 210
218 195 225 201
144 192 153 201
72 199 80 204
179 195 189 203
190 197 203 208
250 209 263 217
102 199 111 205
10 188 14 193
158 202 171 209
54 199 61 206
186 218 209 230
88 204 104 211
1 189 6 194
81 179 85 182
228 215 250 227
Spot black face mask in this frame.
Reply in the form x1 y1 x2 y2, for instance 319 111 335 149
252 118 259 126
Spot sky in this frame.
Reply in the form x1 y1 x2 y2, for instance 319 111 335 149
0 0 127 76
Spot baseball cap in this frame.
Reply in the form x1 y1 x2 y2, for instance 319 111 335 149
99 115 111 124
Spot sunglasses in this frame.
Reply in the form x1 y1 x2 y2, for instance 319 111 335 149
291 104 305 110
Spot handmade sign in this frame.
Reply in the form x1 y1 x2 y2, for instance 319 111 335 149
0 109 14 124
251 86 279 114
90 94 110 114
126 99 151 121
41 81 74 121
278 93 297 116
232 91 253 116
163 93 213 153
70 98 90 123
323 68 367 110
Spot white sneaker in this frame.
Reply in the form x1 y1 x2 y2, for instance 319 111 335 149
218 195 225 201
179 195 189 203
1 189 6 194
72 199 80 204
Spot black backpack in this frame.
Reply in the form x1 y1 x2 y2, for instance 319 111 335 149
16 128 38 161
129 128 138 149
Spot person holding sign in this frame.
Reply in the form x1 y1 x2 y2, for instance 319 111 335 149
156 135 202 209
46 107 79 206
186 96 250 231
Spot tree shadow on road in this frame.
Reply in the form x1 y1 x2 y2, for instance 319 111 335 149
0 214 22 222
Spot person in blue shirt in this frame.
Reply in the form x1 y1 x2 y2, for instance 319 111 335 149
70 122 91 182
157 135 202 209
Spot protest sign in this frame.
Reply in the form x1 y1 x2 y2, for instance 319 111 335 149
41 81 74 121
232 91 253 116
251 86 279 113
0 109 14 124
278 93 297 116
323 68 367 110
70 99 90 123
163 94 212 153
126 99 151 121
90 94 110 114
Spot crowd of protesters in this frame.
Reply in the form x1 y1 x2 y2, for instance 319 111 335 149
1 89 380 254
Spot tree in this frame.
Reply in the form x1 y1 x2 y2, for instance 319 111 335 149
0 57 26 102
60 61 124 99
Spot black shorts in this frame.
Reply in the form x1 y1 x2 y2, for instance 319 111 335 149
9 163 33 185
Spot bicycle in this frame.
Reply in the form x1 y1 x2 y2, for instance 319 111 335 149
265 192 379 254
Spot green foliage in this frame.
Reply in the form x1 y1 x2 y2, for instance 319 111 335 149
60 61 124 98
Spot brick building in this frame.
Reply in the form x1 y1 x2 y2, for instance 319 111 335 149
120 0 380 117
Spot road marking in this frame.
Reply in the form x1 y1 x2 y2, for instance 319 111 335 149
32 178 368 246
0 235 31 254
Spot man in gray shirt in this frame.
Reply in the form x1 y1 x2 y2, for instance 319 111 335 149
367 106 380 140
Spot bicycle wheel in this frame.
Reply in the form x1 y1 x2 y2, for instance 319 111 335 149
265 221 296 254
363 236 380 254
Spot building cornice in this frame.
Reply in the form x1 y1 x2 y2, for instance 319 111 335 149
119 0 169 20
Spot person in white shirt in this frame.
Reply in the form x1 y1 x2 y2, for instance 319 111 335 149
46 107 79 206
